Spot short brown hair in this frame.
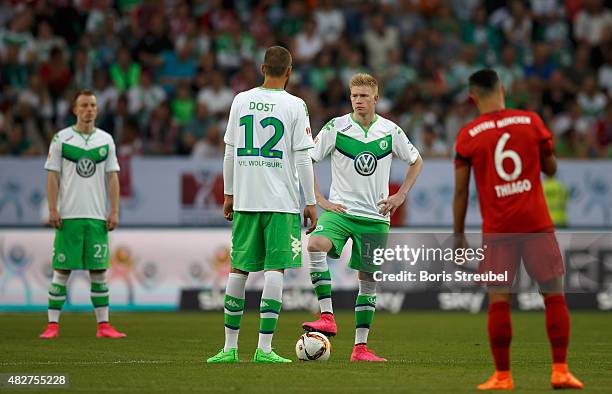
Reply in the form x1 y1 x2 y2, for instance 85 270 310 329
349 73 378 95
72 89 96 108
263 46 292 77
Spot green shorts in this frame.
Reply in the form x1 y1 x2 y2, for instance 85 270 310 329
311 211 389 273
52 218 110 270
231 211 302 272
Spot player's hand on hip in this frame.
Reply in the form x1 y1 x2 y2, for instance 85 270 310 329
377 193 405 216
319 198 347 213
107 212 119 231
303 205 318 234
49 209 62 229
223 195 234 221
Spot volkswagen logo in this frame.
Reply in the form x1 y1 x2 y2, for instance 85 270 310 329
354 151 377 176
76 157 96 178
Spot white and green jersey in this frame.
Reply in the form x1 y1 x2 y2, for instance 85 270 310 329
311 113 420 222
44 126 120 220
224 87 314 213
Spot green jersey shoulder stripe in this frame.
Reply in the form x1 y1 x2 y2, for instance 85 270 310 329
335 132 392 159
62 143 110 163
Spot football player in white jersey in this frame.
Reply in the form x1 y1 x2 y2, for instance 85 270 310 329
302 74 423 361
207 46 317 363
40 90 126 339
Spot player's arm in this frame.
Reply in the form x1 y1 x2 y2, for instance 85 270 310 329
107 171 120 231
222 143 234 221
295 150 318 233
222 96 240 221
47 171 61 228
379 127 422 216
535 112 557 177
45 133 62 228
378 155 423 216
453 163 470 234
310 120 346 213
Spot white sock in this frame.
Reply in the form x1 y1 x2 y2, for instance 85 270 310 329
48 271 70 323
257 271 283 353
309 252 333 314
355 279 377 345
224 272 247 352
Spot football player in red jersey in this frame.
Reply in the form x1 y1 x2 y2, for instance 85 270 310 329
453 69 583 391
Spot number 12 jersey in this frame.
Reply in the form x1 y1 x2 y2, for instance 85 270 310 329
224 87 314 213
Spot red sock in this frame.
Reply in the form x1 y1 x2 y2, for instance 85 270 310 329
488 301 512 371
544 295 569 364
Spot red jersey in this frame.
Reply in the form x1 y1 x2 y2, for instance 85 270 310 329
455 109 554 233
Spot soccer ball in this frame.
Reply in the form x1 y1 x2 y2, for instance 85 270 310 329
295 332 331 361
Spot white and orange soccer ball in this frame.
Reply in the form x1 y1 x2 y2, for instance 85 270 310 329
295 332 331 361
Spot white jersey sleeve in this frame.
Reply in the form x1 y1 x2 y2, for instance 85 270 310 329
106 140 120 172
392 126 420 164
44 133 62 172
292 100 314 151
310 119 337 162
223 94 240 146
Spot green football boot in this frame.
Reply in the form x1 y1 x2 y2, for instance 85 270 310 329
207 348 239 363
252 348 292 363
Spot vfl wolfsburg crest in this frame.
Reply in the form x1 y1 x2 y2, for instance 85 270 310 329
98 147 108 157
76 157 96 177
379 140 388 150
354 151 377 176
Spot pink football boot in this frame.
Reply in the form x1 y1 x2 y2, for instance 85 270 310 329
39 322 59 339
96 323 127 338
350 344 387 362
302 313 337 337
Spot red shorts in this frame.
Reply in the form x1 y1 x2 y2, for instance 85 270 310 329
479 232 565 287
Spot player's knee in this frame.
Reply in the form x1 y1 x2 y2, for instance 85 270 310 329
307 236 331 253
539 276 564 294
231 267 249 276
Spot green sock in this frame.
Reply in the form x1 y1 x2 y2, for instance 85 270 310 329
48 282 67 323
355 294 376 345
90 281 109 323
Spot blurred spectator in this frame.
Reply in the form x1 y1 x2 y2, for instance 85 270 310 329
181 102 216 155
144 101 179 155
293 19 323 66
127 70 167 120
363 13 400 73
577 76 609 118
110 46 141 92
158 40 197 89
1 43 29 90
73 46 95 89
215 18 256 72
191 125 223 159
542 174 569 227
573 0 612 46
420 124 449 158
172 81 195 126
0 123 39 156
92 69 118 117
197 71 233 117
495 45 525 91
595 103 612 156
99 94 134 142
314 0 345 44
32 20 67 64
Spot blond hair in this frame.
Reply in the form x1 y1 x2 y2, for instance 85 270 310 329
349 73 378 95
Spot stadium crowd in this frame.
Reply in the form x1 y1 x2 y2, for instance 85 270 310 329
0 0 611 159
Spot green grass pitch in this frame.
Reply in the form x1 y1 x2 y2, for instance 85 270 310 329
0 311 610 393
